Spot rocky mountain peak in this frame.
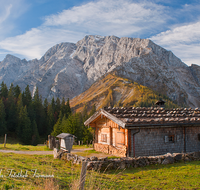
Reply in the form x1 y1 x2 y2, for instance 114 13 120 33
40 42 76 63
3 54 23 63
0 35 200 108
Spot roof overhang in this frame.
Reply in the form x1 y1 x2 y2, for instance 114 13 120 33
126 122 200 129
56 133 75 138
84 109 200 129
84 109 126 128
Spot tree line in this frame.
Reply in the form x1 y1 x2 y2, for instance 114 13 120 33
0 82 95 145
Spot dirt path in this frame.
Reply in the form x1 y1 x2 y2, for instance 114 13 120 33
0 148 93 155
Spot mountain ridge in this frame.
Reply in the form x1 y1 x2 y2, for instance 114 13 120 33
0 35 200 108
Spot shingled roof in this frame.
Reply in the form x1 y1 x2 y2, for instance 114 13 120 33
84 107 200 128
56 133 74 138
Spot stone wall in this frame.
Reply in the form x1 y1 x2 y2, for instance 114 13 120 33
186 126 200 152
131 126 200 157
54 149 200 171
94 143 127 157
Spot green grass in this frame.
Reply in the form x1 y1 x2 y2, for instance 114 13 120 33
0 136 51 151
0 153 81 189
0 141 92 152
0 143 51 151
74 149 102 157
72 144 93 149
107 156 120 159
85 161 200 190
0 152 199 189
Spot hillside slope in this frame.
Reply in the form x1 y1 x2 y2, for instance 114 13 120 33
70 73 178 113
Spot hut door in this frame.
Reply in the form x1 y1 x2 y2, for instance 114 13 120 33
61 139 65 149
116 132 125 147
133 134 135 157
110 127 112 145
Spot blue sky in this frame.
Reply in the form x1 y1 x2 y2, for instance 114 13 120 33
0 0 200 66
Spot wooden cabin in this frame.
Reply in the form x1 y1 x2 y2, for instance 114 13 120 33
84 107 200 157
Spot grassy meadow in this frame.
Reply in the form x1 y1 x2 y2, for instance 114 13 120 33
0 144 50 151
0 136 50 151
0 151 200 190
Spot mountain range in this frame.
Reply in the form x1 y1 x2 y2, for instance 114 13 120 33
0 35 200 108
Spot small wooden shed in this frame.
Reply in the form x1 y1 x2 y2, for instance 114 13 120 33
56 133 75 153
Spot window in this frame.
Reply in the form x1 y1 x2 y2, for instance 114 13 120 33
198 134 200 141
101 134 107 142
168 135 175 142
165 135 175 143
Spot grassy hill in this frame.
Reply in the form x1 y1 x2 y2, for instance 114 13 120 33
70 73 179 113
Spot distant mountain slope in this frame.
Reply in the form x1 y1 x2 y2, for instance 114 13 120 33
0 35 200 108
70 73 178 113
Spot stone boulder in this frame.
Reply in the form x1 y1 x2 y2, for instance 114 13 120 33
162 156 174 165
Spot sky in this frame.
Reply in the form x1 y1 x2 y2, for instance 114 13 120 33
0 0 200 66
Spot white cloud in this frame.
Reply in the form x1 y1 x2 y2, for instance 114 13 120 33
0 4 12 24
0 0 29 40
0 27 86 60
44 0 168 36
151 21 200 65
0 0 169 60
1 0 200 66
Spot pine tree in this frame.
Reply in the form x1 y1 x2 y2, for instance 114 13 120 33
22 85 35 122
51 111 63 137
43 98 49 135
6 84 17 132
66 98 71 117
18 106 32 144
32 87 45 135
14 85 21 99
0 81 8 98
60 97 71 119
62 113 81 139
51 97 55 113
0 98 7 136
46 104 55 135
31 120 40 146
60 97 66 115
17 93 23 114
22 85 32 107
55 97 61 114
83 125 93 144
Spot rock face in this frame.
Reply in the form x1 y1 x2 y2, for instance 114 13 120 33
0 35 200 107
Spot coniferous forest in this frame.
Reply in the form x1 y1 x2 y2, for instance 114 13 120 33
0 82 94 145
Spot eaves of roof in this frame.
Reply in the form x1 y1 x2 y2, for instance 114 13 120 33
84 109 126 128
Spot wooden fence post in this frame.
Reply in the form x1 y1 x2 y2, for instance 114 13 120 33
4 134 7 148
79 161 88 190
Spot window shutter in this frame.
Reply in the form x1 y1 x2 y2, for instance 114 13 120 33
165 136 169 143
176 135 180 142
